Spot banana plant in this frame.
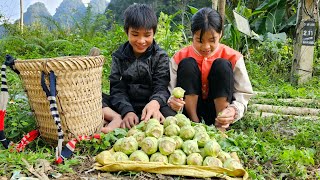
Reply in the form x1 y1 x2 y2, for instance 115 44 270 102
249 0 297 35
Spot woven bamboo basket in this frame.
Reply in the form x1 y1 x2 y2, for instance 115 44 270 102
14 56 105 145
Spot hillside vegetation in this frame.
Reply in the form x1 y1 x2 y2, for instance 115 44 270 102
0 1 319 179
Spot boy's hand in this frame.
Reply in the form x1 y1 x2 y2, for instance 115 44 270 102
101 115 122 133
167 96 185 112
141 100 164 122
215 106 236 129
121 112 139 129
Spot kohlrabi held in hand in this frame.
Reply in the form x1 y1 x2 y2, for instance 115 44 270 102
168 87 186 113
172 87 185 98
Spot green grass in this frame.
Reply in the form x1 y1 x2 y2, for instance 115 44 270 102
1 105 319 179
231 113 320 179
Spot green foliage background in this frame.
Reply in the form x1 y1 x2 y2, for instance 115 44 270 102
0 0 319 179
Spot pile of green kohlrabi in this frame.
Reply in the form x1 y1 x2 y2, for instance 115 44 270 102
110 114 243 170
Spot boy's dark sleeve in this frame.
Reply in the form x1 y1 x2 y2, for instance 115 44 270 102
149 50 170 107
109 57 135 117
102 93 109 108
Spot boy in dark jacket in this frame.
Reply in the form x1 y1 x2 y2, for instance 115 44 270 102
102 3 175 130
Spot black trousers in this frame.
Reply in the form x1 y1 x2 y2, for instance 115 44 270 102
176 57 234 125
102 93 176 119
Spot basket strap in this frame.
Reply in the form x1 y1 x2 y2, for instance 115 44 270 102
0 64 12 149
4 54 20 74
56 133 101 164
41 71 64 159
0 131 11 149
1 60 39 151
16 130 40 152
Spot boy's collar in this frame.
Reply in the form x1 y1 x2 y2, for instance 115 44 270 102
126 40 156 59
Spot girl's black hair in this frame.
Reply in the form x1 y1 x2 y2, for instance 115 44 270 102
191 8 222 42
123 4 158 34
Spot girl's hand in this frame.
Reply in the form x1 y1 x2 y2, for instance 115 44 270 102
141 100 164 122
121 112 139 129
215 106 236 129
168 96 185 112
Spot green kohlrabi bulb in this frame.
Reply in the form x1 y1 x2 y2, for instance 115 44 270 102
127 126 141 137
223 158 243 170
163 116 178 128
133 131 146 147
203 140 221 157
113 138 123 152
141 137 158 155
150 152 168 163
164 124 180 136
168 149 187 165
171 136 184 149
120 136 139 155
203 156 223 167
187 153 203 165
158 137 176 155
193 131 210 147
182 140 200 155
179 125 195 140
172 87 185 98
129 150 149 162
146 123 164 139
113 152 129 161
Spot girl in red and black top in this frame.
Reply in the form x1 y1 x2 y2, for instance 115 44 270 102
168 7 253 131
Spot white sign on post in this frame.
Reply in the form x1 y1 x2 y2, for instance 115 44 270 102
233 10 251 36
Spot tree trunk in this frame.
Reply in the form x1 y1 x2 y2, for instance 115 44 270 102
291 0 316 85
316 0 320 39
181 0 185 28
250 98 319 105
248 112 319 121
20 0 23 33
218 0 226 29
180 0 189 30
250 104 320 116
212 0 218 10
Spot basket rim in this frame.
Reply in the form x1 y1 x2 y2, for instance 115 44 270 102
14 55 105 72
15 55 105 63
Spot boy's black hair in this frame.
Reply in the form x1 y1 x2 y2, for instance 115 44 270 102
123 3 158 34
191 8 222 42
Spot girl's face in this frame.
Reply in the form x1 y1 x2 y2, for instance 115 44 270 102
192 29 221 57
127 27 154 57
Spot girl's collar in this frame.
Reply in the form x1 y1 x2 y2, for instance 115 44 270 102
192 43 220 58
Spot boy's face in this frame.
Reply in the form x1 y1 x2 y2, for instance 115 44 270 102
192 29 221 57
127 27 154 57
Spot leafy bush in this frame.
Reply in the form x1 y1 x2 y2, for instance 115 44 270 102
249 38 293 82
27 37 47 47
0 36 27 58
313 39 320 76
155 12 186 57
23 43 45 57
45 40 74 56
3 71 36 142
